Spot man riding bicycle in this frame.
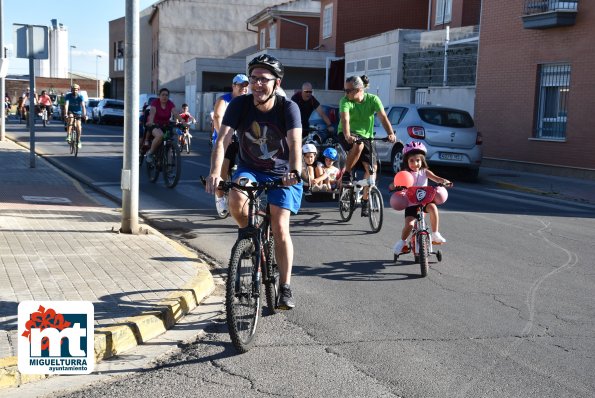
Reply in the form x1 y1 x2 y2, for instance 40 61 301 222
64 84 87 148
206 54 302 309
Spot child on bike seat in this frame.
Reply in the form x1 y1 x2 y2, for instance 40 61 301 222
318 147 340 191
301 143 325 192
392 141 452 254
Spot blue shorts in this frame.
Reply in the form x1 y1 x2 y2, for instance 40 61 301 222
233 167 303 214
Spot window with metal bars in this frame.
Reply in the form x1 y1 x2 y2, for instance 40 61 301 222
535 63 570 140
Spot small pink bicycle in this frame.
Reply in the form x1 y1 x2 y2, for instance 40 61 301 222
394 185 447 277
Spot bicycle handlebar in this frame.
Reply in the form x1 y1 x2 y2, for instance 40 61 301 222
200 170 302 192
390 182 453 193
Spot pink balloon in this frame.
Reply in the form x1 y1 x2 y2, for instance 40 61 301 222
390 191 409 210
433 186 449 205
393 171 414 188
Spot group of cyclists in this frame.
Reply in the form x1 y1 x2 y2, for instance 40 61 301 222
11 54 449 311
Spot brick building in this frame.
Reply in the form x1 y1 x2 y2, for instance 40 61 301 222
475 0 594 175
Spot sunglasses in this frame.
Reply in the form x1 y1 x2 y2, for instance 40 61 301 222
303 90 313 94
249 76 276 84
235 82 249 88
344 88 357 94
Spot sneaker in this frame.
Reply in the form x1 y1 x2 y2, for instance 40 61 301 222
278 284 295 309
432 232 446 244
145 153 154 164
393 240 408 254
65 135 71 142
215 196 228 217
77 140 82 149
361 200 370 217
341 171 352 185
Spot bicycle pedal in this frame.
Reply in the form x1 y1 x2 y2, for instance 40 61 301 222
401 246 410 254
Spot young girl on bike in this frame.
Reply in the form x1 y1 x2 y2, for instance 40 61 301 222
392 141 452 254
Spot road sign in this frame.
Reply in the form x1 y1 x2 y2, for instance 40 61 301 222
13 24 48 59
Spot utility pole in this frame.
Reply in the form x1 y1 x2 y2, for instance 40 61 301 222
1 0 6 141
96 54 101 97
120 0 139 234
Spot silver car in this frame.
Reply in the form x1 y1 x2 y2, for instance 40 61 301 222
374 104 483 180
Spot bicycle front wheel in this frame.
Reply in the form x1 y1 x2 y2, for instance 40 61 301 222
263 235 280 315
368 186 384 233
185 135 191 154
147 151 160 183
418 233 429 277
163 143 181 188
338 186 355 222
227 238 261 353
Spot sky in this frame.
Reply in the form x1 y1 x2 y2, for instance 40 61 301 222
2 0 156 81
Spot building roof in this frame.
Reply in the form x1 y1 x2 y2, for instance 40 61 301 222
247 0 321 26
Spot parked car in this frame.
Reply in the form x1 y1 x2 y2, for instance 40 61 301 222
85 98 101 123
93 99 124 125
374 104 483 180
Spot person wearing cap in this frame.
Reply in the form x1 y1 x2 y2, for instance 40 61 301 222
211 73 249 216
291 82 334 137
64 84 87 148
206 54 302 310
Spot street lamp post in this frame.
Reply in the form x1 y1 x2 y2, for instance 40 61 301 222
96 55 102 97
69 45 76 86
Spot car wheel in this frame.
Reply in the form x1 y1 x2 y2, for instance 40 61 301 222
391 145 404 173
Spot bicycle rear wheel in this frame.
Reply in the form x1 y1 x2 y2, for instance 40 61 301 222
263 234 280 315
227 238 261 353
338 186 355 222
368 186 384 233
163 143 181 188
418 233 429 277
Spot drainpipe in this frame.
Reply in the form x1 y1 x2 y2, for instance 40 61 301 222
273 15 309 49
246 22 258 33
427 0 432 30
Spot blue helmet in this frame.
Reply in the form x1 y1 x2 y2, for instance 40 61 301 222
323 147 338 161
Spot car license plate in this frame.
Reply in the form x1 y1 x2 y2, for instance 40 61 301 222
439 152 463 161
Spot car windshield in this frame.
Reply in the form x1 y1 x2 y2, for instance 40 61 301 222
105 102 124 109
418 108 474 128
88 100 99 107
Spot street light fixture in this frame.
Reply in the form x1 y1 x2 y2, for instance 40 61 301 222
96 55 102 97
69 45 76 86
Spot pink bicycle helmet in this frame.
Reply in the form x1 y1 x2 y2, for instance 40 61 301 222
403 141 427 156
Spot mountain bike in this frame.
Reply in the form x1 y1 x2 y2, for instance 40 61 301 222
67 114 83 157
393 184 450 277
203 175 299 353
145 123 182 188
338 136 386 233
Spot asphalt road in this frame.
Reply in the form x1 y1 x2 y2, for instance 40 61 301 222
5 119 595 398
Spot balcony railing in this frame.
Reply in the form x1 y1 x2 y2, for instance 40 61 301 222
522 0 578 29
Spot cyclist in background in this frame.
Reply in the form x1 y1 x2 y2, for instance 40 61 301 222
212 74 249 215
145 87 182 164
64 84 87 148
338 74 397 216
38 90 53 122
206 55 302 309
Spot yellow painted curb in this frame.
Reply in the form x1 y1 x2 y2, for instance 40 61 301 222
0 265 215 389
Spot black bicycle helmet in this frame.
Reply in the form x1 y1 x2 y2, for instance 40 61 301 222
248 54 284 79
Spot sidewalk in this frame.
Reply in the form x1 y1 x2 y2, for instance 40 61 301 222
0 139 215 389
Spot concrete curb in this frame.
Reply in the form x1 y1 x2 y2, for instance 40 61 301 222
0 216 216 390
